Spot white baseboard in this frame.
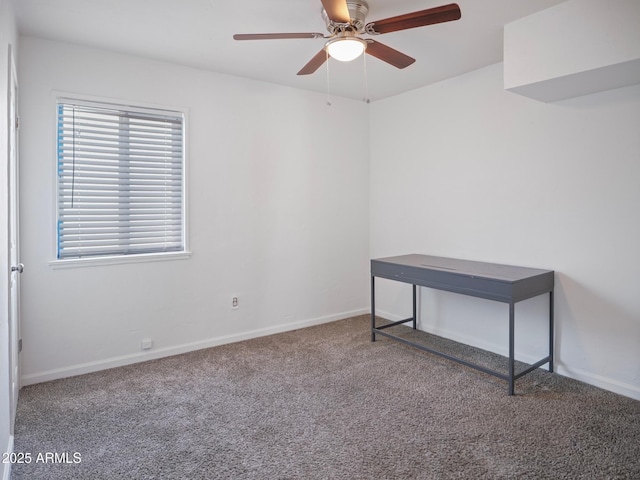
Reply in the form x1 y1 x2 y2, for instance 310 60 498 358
555 365 640 401
2 435 14 480
375 309 640 402
21 308 369 386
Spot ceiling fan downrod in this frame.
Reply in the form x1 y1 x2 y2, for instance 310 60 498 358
322 1 369 35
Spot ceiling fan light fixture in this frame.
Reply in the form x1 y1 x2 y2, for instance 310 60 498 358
325 35 367 62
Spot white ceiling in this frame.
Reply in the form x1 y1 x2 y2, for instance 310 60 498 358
14 0 566 102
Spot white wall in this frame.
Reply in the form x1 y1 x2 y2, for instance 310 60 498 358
1 1 18 476
18 37 370 384
370 62 640 399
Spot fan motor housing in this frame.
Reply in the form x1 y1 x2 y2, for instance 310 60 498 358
322 1 369 34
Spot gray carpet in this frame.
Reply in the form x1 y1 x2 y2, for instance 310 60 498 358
12 315 640 479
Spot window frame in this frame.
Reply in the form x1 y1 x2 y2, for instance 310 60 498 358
50 93 190 268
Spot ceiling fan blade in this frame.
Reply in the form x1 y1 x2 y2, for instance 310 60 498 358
365 40 415 69
297 50 328 75
321 0 351 24
233 33 324 40
367 3 461 35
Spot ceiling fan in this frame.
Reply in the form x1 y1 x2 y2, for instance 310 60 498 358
233 1 462 75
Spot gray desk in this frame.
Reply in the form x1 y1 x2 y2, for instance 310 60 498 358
371 254 554 395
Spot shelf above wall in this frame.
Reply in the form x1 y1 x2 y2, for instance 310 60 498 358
503 0 640 102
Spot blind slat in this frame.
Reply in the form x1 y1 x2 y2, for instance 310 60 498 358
59 213 181 222
60 233 183 244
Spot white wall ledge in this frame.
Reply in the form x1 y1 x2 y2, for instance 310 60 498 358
504 0 640 102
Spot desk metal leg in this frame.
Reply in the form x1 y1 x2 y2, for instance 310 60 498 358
412 284 417 330
371 275 376 342
508 302 515 396
549 290 554 373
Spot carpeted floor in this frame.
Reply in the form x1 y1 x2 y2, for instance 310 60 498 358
12 315 640 479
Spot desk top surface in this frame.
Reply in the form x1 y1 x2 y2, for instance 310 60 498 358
372 254 553 283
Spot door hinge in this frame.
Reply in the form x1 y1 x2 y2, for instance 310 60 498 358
15 116 20 130
18 338 22 353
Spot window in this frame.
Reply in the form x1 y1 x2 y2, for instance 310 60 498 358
56 98 186 260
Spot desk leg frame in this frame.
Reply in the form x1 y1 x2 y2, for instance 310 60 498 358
371 275 554 396
371 275 376 342
549 290 554 373
508 302 515 396
371 277 417 342
412 285 417 330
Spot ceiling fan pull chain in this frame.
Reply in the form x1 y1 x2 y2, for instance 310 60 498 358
363 51 370 104
326 50 332 106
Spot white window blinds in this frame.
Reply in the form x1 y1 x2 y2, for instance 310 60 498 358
56 99 185 259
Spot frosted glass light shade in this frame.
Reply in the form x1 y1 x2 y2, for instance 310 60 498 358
326 37 366 62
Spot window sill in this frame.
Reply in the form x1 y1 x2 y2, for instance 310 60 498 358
49 251 192 269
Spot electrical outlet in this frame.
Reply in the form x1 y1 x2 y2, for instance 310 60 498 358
232 296 239 309
141 338 153 350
